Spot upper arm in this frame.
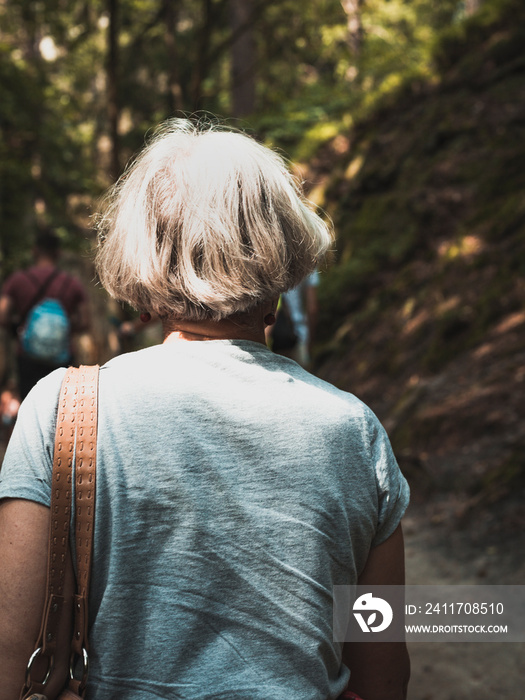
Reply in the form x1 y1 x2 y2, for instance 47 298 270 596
0 294 13 327
357 522 406 587
0 498 74 700
342 524 410 700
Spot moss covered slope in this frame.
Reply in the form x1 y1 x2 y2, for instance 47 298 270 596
315 0 525 513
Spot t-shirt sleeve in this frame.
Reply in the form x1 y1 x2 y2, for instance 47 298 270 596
365 408 410 547
1 271 20 298
0 369 66 506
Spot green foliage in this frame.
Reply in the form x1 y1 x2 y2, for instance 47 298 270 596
0 0 482 274
0 0 103 275
434 0 525 73
250 0 463 158
0 45 42 274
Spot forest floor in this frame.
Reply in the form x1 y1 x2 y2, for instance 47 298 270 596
403 494 525 700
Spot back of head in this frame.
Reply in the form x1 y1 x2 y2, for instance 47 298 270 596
95 119 333 321
35 229 60 261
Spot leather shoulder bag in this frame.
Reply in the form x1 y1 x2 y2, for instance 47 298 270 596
20 365 99 700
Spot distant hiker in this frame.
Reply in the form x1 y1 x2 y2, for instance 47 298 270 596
0 230 90 399
268 270 320 368
282 269 320 367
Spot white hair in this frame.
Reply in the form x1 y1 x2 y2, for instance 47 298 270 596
95 119 333 321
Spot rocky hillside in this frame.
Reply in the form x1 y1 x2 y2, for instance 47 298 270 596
312 0 525 530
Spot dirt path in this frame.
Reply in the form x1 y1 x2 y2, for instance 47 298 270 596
403 501 525 700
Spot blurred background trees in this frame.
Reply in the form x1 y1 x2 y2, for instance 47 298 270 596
1 0 479 274
4 3 525 694
3 3 523 506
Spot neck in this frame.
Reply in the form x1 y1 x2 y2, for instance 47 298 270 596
163 298 278 345
35 256 57 268
162 316 266 346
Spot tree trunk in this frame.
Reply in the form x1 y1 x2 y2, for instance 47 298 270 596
107 0 120 181
340 0 364 56
164 0 185 114
230 0 256 117
18 3 44 233
192 0 213 111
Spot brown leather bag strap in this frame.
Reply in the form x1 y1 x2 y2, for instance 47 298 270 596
71 366 99 673
21 367 81 700
21 365 99 700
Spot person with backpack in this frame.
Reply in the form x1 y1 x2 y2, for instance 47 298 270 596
0 230 90 400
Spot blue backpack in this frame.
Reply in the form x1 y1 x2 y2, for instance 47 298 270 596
19 270 71 365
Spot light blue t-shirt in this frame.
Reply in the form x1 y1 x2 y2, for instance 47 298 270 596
0 340 409 700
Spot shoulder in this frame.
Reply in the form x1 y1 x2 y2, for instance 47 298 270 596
55 270 87 303
0 368 66 506
65 273 87 298
24 367 67 415
1 269 29 294
96 346 164 386
14 368 67 453
302 373 402 468
298 369 371 422
306 373 389 435
62 270 84 287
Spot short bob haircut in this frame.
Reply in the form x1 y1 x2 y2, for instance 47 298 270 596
95 119 333 322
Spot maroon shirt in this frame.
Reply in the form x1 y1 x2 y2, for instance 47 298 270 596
2 265 87 352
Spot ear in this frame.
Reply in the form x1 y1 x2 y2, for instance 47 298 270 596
262 297 279 328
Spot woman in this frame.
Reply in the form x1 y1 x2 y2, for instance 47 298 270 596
0 120 410 700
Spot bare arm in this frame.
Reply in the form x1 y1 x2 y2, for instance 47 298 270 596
0 294 13 328
343 524 410 700
0 499 74 700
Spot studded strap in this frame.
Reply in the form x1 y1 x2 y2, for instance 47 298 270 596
71 365 99 660
21 365 99 699
41 367 81 660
